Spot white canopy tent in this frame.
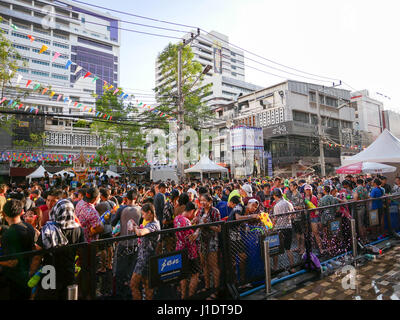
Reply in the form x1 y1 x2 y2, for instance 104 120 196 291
26 165 53 183
184 156 228 181
102 170 121 178
342 129 400 165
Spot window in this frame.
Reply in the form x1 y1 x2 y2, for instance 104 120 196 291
18 68 29 73
231 51 236 56
328 118 339 128
231 59 236 63
53 42 69 49
52 74 68 80
293 110 309 123
309 91 316 102
53 33 68 40
33 27 50 35
52 63 66 69
13 44 30 51
32 59 50 66
36 38 51 45
11 31 29 40
32 48 50 55
31 70 49 77
231 72 237 77
326 96 338 107
232 66 236 70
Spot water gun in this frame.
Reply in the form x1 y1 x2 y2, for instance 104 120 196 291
100 210 111 224
283 194 288 201
305 199 316 209
28 268 42 288
75 255 81 278
142 219 150 227
259 212 274 229
112 221 121 236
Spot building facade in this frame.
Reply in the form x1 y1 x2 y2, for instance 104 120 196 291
1 0 121 157
212 80 356 177
383 109 400 139
349 90 384 148
155 30 262 110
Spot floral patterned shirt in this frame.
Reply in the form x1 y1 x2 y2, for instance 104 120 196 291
75 200 102 243
174 215 198 260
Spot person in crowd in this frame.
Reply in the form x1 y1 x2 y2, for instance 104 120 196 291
370 178 385 234
0 199 36 300
174 201 200 299
31 190 46 207
304 184 324 254
40 189 63 227
75 187 104 243
23 207 42 242
318 185 340 254
30 195 84 300
130 203 160 300
353 179 369 242
0 184 7 225
393 177 400 194
191 194 221 300
380 176 392 195
270 188 295 273
286 182 306 255
113 189 141 300
154 183 166 225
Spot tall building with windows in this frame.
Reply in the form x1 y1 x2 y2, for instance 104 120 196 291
155 30 262 110
1 0 120 156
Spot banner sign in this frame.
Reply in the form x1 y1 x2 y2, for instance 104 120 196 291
213 47 222 74
230 126 263 150
149 250 189 288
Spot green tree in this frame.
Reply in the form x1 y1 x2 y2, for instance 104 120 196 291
13 132 46 151
0 17 29 134
152 43 214 129
91 90 147 177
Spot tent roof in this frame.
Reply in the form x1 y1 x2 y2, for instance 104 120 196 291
103 170 121 178
53 170 75 177
185 156 228 174
26 165 53 179
343 129 400 165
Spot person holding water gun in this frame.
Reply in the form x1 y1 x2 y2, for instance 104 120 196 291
304 184 325 255
28 195 84 300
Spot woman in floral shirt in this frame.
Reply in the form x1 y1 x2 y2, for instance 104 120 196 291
130 203 160 300
174 201 199 299
192 194 221 300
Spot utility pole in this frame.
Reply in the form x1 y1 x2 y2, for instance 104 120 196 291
177 29 200 183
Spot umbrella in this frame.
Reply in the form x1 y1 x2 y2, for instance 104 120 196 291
336 162 397 174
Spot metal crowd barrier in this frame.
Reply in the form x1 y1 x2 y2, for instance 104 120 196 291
0 194 399 300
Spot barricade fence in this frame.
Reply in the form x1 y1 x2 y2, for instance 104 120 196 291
1 194 400 300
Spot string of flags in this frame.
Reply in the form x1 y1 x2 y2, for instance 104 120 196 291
323 140 366 151
0 151 150 165
2 17 180 123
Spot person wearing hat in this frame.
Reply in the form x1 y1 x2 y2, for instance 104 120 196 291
241 183 262 209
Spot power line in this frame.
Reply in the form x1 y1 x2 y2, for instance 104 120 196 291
70 0 198 29
68 0 344 83
195 37 336 84
199 29 341 83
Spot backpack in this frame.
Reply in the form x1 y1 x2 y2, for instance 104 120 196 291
302 251 322 273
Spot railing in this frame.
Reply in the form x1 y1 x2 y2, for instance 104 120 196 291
1 194 399 300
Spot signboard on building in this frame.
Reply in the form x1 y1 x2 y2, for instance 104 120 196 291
18 121 29 128
149 250 189 288
213 47 222 74
230 126 263 150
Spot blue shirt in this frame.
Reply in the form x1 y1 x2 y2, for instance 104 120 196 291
370 187 384 210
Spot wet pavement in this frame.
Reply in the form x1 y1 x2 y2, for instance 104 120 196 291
278 244 400 300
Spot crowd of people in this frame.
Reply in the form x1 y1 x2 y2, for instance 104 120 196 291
0 171 399 300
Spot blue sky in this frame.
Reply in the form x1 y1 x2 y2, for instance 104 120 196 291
84 0 400 110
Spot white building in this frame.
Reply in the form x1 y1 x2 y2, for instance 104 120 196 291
350 90 384 146
1 0 121 154
155 30 262 110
